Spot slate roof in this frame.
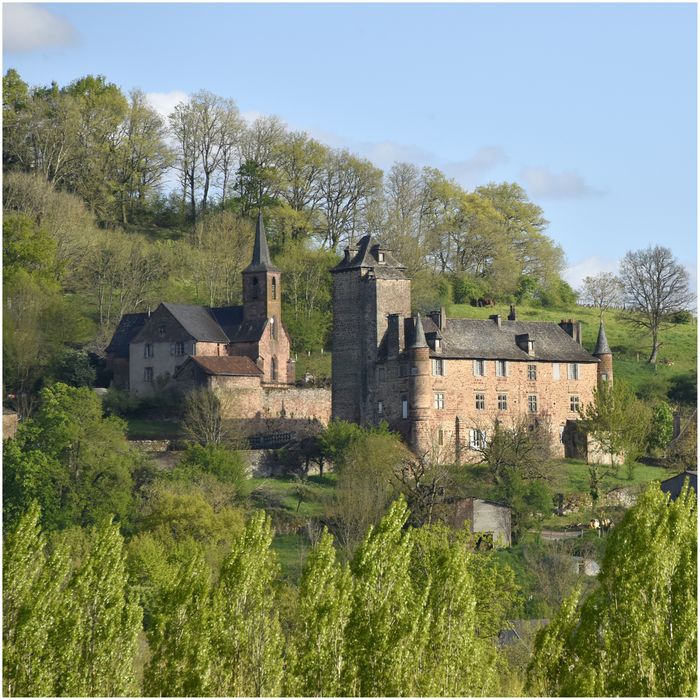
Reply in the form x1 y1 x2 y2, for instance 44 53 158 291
332 234 407 276
410 314 428 349
660 470 697 500
105 312 148 357
162 303 231 343
593 321 611 355
407 316 597 363
177 355 263 377
209 306 244 339
244 212 280 273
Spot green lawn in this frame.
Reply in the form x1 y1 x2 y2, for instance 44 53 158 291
126 418 182 440
271 532 312 582
294 351 332 380
449 302 696 401
249 473 336 520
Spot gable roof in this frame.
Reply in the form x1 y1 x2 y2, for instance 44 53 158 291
161 302 231 343
175 355 263 378
414 316 597 363
106 312 148 357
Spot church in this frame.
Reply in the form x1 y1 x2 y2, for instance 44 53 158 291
106 214 331 438
331 234 612 463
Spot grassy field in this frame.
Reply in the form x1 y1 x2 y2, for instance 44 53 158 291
294 351 332 380
449 302 696 401
126 418 183 439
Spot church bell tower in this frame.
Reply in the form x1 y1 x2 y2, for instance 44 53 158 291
242 212 282 322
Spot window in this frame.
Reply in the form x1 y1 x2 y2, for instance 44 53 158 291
252 277 259 300
271 277 277 300
410 366 419 376
568 363 579 380
528 364 537 380
496 360 508 377
270 317 277 340
437 428 444 446
378 251 385 262
552 362 560 380
570 395 581 412
399 363 408 378
377 401 384 416
601 372 608 382
402 397 408 419
473 359 486 377
475 393 485 410
172 341 185 356
432 358 445 376
144 367 154 382
528 395 538 413
498 393 508 411
434 338 441 351
469 429 487 449
158 325 166 338
378 366 386 382
434 393 445 409
144 343 154 358
271 357 278 381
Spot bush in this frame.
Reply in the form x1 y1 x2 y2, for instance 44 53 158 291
46 348 96 388
670 309 694 324
450 273 488 305
174 443 249 497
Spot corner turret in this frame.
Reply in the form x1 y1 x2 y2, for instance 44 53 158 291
409 314 432 455
593 320 613 384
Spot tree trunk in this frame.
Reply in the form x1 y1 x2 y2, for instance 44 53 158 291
648 330 660 364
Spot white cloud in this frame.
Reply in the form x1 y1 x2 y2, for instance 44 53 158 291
240 110 265 125
3 3 78 53
444 146 509 186
145 91 189 120
564 256 620 289
521 166 601 199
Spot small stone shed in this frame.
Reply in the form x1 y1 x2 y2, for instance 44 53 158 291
447 496 512 547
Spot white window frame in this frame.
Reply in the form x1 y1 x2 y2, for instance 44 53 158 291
528 395 538 413
527 364 537 381
469 429 487 450
377 400 384 416
144 367 154 382
144 343 153 359
568 363 579 380
552 362 560 380
475 393 485 410
496 360 508 377
570 395 580 413
434 393 445 410
498 393 508 411
473 359 486 377
432 358 445 376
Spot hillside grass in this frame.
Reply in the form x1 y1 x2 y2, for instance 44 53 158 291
448 302 696 400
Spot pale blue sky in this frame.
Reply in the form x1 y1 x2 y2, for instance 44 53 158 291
3 2 697 286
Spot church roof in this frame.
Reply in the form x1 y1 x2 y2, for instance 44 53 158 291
593 321 611 355
332 234 407 276
180 355 263 377
105 312 148 357
162 302 231 343
244 212 280 273
417 317 598 363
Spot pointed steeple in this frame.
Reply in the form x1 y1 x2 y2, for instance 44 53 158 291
593 320 611 355
411 313 428 349
245 212 280 273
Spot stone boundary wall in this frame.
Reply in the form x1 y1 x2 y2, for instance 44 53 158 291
3 411 19 440
130 439 171 452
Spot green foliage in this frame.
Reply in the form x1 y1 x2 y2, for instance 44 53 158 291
527 483 697 696
175 443 249 496
647 400 674 453
47 348 96 388
580 379 652 468
3 212 57 285
450 271 488 304
670 309 694 324
346 497 427 696
286 528 354 695
4 505 141 697
3 383 137 532
210 510 284 695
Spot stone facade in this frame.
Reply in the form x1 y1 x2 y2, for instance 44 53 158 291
331 235 607 464
3 409 19 440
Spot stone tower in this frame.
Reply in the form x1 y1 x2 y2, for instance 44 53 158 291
593 320 613 384
330 235 411 424
409 314 432 455
242 212 282 323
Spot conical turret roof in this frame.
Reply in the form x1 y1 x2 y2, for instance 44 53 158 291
410 313 428 349
245 212 280 273
593 320 611 355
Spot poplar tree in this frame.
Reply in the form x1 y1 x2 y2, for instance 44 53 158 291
527 482 697 696
144 547 214 696
57 519 142 697
346 497 429 696
3 503 70 697
210 510 284 696
286 528 354 696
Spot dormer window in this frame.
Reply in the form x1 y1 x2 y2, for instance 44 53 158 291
434 338 441 351
378 251 385 263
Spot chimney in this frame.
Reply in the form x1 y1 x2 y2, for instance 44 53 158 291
489 314 501 329
428 307 447 331
508 305 516 321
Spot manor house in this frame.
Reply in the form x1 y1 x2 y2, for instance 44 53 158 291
331 235 612 463
106 214 331 437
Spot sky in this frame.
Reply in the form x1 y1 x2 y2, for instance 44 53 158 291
2 2 697 288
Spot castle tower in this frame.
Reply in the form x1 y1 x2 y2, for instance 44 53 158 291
330 235 411 424
242 212 282 323
409 314 432 456
593 320 613 384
